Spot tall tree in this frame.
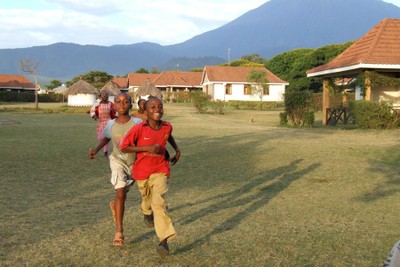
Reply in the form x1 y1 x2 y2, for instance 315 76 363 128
135 68 149 73
46 79 62 90
67 71 113 89
247 70 269 100
20 59 39 109
151 67 159 74
241 54 266 64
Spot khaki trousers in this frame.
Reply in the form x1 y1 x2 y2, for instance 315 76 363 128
136 173 176 242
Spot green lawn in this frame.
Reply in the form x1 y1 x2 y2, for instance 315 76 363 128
1 104 399 266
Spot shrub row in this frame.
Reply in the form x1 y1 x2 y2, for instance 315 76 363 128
226 100 282 110
349 101 400 129
0 92 66 103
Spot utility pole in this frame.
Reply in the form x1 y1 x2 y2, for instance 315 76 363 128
227 48 231 66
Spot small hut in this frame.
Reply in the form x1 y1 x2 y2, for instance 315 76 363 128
135 79 162 103
100 81 121 103
65 78 98 106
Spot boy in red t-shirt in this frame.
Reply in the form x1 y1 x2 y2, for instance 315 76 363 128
120 97 180 257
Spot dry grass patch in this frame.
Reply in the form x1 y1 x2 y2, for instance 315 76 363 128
1 105 400 266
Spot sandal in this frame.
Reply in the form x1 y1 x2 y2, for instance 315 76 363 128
113 232 124 246
110 201 116 224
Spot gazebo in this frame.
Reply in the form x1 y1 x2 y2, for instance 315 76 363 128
100 81 121 103
307 18 400 125
135 79 162 103
65 78 98 106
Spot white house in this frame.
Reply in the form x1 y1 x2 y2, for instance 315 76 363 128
201 66 288 102
65 78 98 106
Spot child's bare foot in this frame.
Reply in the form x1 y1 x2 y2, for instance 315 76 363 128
113 232 124 246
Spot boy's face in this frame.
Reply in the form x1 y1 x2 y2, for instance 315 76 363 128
138 100 146 111
144 98 163 121
115 93 131 115
100 91 108 101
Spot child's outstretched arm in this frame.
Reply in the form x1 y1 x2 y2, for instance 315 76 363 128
89 137 110 159
168 135 180 165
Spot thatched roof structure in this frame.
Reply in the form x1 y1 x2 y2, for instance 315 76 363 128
100 81 121 96
136 79 162 99
65 78 98 95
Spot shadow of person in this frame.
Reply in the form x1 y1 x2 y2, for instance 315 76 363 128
174 161 321 255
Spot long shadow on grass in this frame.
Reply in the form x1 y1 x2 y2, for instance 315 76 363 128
355 147 400 202
174 161 321 254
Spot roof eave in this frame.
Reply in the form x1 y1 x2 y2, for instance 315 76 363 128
307 63 400 78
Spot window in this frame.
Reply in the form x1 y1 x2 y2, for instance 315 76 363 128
263 85 270 95
225 84 232 95
244 85 251 95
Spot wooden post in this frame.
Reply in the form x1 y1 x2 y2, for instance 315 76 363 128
364 76 371 101
322 78 330 125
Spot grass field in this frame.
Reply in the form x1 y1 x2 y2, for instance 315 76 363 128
1 103 400 266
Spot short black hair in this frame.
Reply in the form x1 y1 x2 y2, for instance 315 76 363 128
143 96 162 110
137 98 146 105
116 92 133 108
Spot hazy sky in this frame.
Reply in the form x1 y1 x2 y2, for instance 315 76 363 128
1 0 399 49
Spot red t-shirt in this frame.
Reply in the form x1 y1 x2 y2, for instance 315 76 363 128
120 121 172 180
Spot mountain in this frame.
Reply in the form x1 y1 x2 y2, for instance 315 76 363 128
0 0 399 82
168 0 400 59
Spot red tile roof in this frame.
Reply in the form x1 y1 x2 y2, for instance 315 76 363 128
127 73 159 87
0 74 35 89
202 66 288 84
112 77 128 88
307 18 400 77
153 71 203 87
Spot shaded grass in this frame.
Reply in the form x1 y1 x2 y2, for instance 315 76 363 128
1 105 400 266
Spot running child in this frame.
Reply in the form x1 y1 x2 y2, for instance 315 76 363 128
120 97 181 256
89 92 142 246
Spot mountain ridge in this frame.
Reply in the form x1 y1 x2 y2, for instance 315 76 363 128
0 0 399 82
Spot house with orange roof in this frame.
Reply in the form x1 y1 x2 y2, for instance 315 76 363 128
307 18 400 125
112 76 129 91
127 73 159 92
201 66 288 102
152 71 202 100
0 74 36 92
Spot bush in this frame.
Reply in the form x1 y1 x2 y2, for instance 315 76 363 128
226 101 281 110
190 91 209 113
304 111 315 127
279 112 288 126
0 91 66 103
284 90 313 126
349 100 400 129
211 100 225 114
0 91 35 102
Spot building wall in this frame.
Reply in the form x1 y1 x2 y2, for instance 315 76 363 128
68 94 96 106
204 82 286 102
374 85 400 108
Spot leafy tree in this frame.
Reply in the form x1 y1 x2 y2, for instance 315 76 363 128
46 79 62 90
247 70 269 100
66 71 113 89
241 54 266 64
189 68 204 72
151 67 159 74
135 68 149 73
265 41 354 92
220 59 263 67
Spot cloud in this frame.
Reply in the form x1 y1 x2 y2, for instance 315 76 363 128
0 0 267 48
